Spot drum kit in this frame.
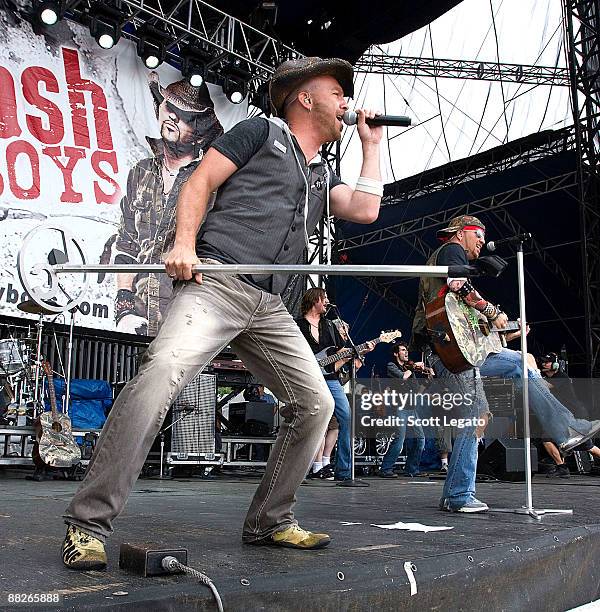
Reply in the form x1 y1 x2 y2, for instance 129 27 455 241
0 298 71 429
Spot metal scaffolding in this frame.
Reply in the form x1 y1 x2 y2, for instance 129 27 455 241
337 171 578 252
563 0 600 376
355 54 571 86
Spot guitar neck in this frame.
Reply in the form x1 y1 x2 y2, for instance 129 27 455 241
320 338 382 366
491 321 521 333
43 363 59 420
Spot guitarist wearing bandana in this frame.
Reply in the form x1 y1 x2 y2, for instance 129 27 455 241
411 215 600 513
297 288 375 482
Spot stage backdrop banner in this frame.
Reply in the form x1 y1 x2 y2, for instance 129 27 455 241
0 12 247 335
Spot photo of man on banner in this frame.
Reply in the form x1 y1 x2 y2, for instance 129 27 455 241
106 72 224 335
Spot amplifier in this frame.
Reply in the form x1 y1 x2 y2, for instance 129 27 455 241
169 373 217 461
228 401 274 436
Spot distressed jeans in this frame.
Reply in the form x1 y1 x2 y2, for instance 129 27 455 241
64 268 334 543
430 355 489 509
480 348 593 444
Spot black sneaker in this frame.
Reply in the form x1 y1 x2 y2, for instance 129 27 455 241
556 464 570 478
320 465 334 480
378 470 398 479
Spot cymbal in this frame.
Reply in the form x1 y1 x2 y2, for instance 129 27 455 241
17 300 57 316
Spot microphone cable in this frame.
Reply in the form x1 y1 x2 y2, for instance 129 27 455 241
162 556 224 612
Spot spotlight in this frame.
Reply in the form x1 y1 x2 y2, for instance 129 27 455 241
223 59 250 104
90 9 122 50
36 0 61 25
181 53 206 87
223 76 246 104
137 28 168 69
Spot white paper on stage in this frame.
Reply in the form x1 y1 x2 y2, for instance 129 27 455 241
371 521 453 533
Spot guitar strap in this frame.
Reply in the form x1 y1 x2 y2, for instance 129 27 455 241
324 318 345 383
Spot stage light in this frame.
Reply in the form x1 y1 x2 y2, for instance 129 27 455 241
137 28 168 70
223 76 246 104
181 53 206 87
89 6 122 50
36 0 61 25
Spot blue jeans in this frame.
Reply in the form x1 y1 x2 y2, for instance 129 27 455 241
480 349 592 444
380 410 425 475
327 379 351 479
430 355 489 509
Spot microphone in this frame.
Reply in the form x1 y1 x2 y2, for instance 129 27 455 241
343 111 411 128
486 233 532 252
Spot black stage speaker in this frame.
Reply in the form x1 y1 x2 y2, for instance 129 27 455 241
228 401 274 436
478 438 538 482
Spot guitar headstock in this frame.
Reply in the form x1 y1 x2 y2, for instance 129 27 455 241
42 360 52 378
379 330 402 344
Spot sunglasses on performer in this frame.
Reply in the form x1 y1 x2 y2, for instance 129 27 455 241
464 228 485 241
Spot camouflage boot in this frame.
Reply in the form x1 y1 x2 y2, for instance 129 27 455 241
62 525 107 570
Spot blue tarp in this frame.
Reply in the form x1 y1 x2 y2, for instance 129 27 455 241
44 379 111 430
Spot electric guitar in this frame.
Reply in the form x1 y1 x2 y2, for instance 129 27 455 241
33 362 81 468
426 292 521 373
315 330 402 378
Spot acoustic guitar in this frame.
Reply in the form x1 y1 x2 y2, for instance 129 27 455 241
33 362 81 468
426 292 520 373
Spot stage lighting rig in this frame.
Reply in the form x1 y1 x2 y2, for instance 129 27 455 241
89 6 122 49
223 76 246 104
181 51 208 87
35 0 62 26
223 58 251 104
137 26 170 69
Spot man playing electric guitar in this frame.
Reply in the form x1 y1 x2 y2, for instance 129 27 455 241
411 215 600 513
296 288 374 482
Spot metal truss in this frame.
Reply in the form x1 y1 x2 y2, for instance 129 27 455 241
354 277 415 319
337 171 578 252
383 127 576 205
378 207 579 301
564 0 600 376
355 54 570 86
63 0 300 85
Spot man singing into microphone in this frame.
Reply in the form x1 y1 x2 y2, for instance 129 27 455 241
61 56 383 569
412 215 600 513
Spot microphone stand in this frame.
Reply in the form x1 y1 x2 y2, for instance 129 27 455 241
148 407 196 480
330 308 369 488
490 239 571 519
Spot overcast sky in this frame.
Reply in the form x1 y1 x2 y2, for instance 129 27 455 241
340 0 570 186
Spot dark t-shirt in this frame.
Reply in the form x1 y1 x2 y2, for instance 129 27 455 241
436 242 469 268
296 317 344 381
211 117 344 189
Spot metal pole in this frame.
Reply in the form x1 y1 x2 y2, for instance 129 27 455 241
490 241 572 519
53 263 452 278
64 309 75 416
517 245 534 513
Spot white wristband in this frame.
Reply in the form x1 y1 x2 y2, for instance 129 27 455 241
355 184 383 196
355 176 383 197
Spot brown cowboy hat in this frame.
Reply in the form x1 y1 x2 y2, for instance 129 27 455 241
436 215 486 241
148 71 215 116
269 56 354 116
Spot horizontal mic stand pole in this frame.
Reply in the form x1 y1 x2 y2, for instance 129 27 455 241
489 240 571 519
